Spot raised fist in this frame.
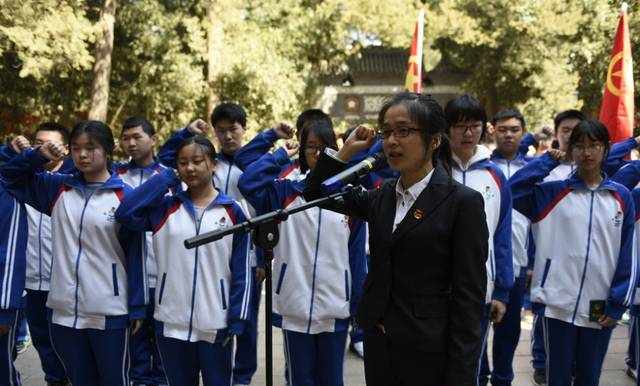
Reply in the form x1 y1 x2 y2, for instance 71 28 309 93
187 119 211 135
274 123 294 140
10 135 30 153
39 141 66 162
285 141 299 158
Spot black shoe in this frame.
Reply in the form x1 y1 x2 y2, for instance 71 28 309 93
533 368 546 385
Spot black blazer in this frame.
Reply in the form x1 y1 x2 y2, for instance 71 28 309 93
304 153 488 385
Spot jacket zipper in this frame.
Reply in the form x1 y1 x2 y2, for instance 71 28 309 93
306 208 322 333
187 203 214 341
224 162 232 194
73 190 95 328
571 191 595 323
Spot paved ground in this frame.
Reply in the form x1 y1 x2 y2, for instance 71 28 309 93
14 308 636 385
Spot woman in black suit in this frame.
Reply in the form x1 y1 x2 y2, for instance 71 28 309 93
304 93 489 386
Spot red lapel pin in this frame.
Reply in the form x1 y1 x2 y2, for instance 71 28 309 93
413 209 424 220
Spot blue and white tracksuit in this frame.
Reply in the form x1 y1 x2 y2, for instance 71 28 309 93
0 149 146 386
510 153 637 386
238 147 367 386
23 184 72 384
114 159 168 385
451 145 514 384
0 145 71 384
611 161 640 379
159 127 265 385
527 137 639 373
0 175 27 385
478 151 532 386
115 167 251 386
451 145 514 306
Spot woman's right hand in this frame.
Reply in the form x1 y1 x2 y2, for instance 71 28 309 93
337 125 376 162
39 141 66 162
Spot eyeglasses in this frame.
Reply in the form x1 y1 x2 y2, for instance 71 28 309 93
452 122 483 133
376 127 421 139
572 143 604 154
304 145 325 154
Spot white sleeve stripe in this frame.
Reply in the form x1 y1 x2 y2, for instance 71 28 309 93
1 203 19 309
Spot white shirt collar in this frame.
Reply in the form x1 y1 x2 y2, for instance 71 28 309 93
395 168 435 201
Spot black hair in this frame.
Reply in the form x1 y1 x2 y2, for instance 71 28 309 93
554 109 585 132
299 120 338 173
122 116 155 137
568 119 611 165
70 120 115 161
211 102 247 128
295 109 332 138
176 134 217 164
36 122 70 144
444 94 487 139
378 92 452 172
492 108 526 129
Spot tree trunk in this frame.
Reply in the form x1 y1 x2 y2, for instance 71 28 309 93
206 1 223 119
88 0 117 122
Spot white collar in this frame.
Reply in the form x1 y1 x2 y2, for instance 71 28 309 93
395 168 435 201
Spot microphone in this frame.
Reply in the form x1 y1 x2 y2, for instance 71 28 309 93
321 151 386 191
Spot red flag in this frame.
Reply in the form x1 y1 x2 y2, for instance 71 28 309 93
599 4 634 143
404 10 424 93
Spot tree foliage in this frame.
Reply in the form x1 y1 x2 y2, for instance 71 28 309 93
0 0 637 137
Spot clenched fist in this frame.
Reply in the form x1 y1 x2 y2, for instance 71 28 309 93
38 141 66 162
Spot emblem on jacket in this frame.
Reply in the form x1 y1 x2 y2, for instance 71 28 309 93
483 186 496 201
414 209 424 220
103 207 117 223
216 216 227 228
613 211 623 227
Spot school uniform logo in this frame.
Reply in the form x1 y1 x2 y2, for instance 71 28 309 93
103 207 117 223
215 216 228 228
613 211 623 227
483 186 496 201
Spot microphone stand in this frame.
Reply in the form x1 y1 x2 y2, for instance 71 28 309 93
184 186 353 386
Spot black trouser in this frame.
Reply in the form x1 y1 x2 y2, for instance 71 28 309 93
363 328 446 386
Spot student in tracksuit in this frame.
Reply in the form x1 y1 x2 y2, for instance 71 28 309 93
116 134 251 386
115 116 168 386
157 103 263 386
522 109 640 384
510 119 637 386
277 109 335 182
0 147 28 385
238 121 367 386
443 95 514 386
0 121 146 386
3 124 73 386
609 160 640 382
476 108 532 386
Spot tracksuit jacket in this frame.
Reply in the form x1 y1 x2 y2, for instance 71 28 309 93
238 147 367 334
451 145 514 304
510 153 637 328
0 149 146 330
114 159 167 293
158 128 260 265
115 168 251 343
491 151 532 275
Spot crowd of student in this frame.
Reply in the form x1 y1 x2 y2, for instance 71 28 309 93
0 92 639 386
